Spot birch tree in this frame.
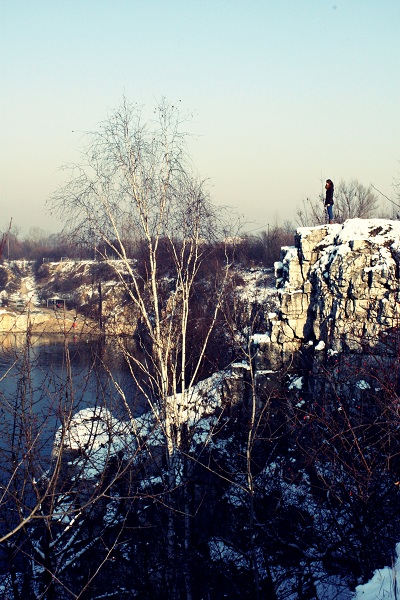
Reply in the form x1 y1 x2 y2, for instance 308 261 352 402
50 98 233 597
52 97 230 442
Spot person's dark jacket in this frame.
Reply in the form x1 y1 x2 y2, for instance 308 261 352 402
325 186 334 206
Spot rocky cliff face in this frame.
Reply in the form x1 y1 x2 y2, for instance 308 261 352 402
254 219 400 376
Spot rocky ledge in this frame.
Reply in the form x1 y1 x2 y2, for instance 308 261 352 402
254 218 400 372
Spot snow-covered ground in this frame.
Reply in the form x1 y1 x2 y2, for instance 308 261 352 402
54 362 400 599
235 266 278 306
1 261 41 308
354 544 400 599
21 273 41 306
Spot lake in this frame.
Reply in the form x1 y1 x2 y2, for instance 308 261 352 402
0 334 146 459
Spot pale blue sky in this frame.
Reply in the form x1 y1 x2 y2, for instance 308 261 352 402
1 0 399 235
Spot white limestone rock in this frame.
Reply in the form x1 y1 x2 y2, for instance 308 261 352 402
259 218 400 370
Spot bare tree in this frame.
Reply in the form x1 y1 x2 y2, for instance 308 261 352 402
49 97 234 598
52 97 232 444
0 330 146 598
0 219 12 261
296 179 380 226
334 179 380 221
371 178 400 219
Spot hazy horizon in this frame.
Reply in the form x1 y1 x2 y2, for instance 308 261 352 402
1 0 399 236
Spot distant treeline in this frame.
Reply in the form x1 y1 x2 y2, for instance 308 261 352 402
0 224 295 268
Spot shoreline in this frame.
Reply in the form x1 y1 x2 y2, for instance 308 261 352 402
0 308 99 335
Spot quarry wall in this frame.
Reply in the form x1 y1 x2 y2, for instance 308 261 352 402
253 219 400 380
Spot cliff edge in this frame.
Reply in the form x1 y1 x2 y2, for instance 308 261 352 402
255 218 400 372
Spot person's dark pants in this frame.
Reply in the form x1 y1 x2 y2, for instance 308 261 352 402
326 204 333 222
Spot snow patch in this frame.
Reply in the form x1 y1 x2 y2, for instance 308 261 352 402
354 543 400 599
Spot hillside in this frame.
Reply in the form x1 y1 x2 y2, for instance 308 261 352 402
0 256 278 337
0 259 137 334
0 219 399 599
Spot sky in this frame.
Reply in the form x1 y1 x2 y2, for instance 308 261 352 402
0 0 399 237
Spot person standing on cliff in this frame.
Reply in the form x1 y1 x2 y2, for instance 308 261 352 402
324 179 334 224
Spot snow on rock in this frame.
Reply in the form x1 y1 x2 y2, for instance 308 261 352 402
21 274 41 306
52 369 231 483
234 267 277 306
53 407 136 479
252 332 271 345
257 219 400 371
288 375 304 390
